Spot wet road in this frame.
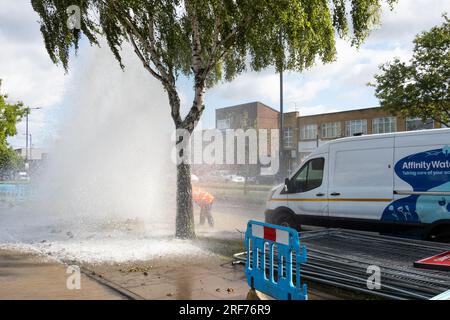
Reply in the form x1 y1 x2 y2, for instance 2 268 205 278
193 200 266 238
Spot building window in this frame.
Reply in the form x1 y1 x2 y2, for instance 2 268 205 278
345 119 367 136
217 118 231 130
284 127 293 149
372 117 397 134
406 117 434 131
321 122 341 139
300 124 318 140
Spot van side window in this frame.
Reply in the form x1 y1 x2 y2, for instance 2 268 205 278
292 158 324 193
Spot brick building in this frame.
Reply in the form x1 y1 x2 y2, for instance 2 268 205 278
213 101 280 178
215 101 279 131
214 102 443 177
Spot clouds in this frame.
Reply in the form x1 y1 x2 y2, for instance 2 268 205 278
0 0 69 148
285 78 332 105
369 0 449 46
0 1 68 107
208 71 279 105
202 0 450 123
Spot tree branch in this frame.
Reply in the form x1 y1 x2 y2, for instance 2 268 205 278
184 0 207 117
107 1 171 83
431 116 448 126
204 15 253 76
127 31 163 82
107 1 182 125
442 102 450 119
185 0 205 76
181 11 255 130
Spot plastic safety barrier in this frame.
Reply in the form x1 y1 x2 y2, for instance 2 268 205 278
245 220 308 300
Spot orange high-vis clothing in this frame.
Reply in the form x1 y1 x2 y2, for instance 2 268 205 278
192 187 214 207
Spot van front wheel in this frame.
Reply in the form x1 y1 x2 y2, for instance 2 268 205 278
273 212 299 231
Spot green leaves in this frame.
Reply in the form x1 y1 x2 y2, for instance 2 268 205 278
372 15 450 125
31 0 99 72
0 80 27 177
29 0 396 238
0 143 24 178
31 0 394 80
0 81 27 145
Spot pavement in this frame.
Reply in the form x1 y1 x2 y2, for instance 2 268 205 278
83 255 250 300
0 244 350 300
0 249 124 299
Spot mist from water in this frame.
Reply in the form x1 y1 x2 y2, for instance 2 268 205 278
38 44 176 223
0 44 212 262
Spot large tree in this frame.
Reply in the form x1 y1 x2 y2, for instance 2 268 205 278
372 15 450 125
0 80 26 179
31 0 395 238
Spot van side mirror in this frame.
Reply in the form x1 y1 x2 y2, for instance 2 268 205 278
284 178 292 193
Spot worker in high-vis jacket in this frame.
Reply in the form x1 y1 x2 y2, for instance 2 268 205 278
192 187 215 227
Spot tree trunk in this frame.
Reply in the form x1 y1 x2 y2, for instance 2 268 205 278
175 162 195 239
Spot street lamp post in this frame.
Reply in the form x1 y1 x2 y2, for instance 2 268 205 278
279 31 284 179
25 111 29 161
25 107 42 162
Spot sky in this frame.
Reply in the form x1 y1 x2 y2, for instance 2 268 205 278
1 0 449 150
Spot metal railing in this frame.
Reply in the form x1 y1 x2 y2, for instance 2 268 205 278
236 228 450 300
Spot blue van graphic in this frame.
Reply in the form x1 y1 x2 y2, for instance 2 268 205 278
382 146 450 223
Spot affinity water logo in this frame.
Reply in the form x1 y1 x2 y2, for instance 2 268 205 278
397 146 450 186
442 145 450 156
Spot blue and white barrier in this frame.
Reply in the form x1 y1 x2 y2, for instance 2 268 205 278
245 220 308 300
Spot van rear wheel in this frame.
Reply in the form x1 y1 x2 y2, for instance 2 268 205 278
273 212 299 231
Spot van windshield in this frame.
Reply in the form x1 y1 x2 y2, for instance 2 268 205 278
292 158 325 193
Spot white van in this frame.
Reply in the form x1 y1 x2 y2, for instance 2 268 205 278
265 128 450 242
